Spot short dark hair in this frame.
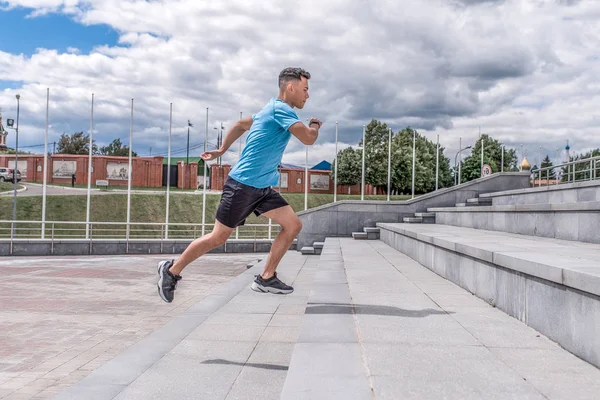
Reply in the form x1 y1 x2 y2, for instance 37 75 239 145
278 67 311 88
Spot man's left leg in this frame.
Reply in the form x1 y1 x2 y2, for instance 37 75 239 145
251 205 302 294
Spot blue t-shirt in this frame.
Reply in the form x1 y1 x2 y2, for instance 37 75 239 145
228 98 300 188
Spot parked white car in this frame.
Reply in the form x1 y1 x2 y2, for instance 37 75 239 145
0 167 21 183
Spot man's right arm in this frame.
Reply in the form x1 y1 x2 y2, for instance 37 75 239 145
289 119 320 145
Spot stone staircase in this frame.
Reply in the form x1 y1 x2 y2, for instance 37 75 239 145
351 226 380 240
402 212 436 224
466 196 492 206
300 241 324 255
428 181 600 245
401 195 492 224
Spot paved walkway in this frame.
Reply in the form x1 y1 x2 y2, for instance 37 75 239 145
3 239 600 399
0 253 261 400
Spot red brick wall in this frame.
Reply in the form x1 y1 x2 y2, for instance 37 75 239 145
275 169 335 194
337 183 380 196
210 164 231 191
177 162 198 189
207 165 339 194
0 154 164 187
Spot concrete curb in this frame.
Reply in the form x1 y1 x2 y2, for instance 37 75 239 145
0 239 292 256
52 258 268 400
0 185 27 195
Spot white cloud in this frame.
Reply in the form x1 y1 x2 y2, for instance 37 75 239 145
1 0 600 170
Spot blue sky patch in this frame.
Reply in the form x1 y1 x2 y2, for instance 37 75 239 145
0 7 119 56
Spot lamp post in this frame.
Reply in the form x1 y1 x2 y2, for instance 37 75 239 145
454 145 472 186
361 125 365 200
214 123 225 165
186 120 193 164
8 94 20 234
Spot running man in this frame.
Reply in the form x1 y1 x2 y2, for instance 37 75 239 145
157 67 321 303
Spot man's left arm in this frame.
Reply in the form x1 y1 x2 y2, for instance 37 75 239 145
219 116 253 152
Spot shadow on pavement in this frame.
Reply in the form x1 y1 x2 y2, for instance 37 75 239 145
201 358 288 371
305 302 452 317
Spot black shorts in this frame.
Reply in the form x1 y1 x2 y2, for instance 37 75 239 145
215 176 289 228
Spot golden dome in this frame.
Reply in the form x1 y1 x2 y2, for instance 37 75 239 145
520 155 531 170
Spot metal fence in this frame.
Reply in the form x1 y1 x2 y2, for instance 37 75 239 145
530 155 600 187
0 220 280 241
3 88 590 243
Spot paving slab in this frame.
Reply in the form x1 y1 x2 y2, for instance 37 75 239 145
53 251 316 400
16 234 599 400
281 238 600 400
0 253 261 400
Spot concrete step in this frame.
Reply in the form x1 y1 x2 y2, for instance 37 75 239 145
466 197 493 205
415 212 436 218
363 227 380 239
403 217 423 223
479 179 600 206
352 232 368 240
429 200 600 245
456 203 466 207
312 242 324 255
300 246 315 255
363 227 380 233
284 237 600 398
376 222 600 372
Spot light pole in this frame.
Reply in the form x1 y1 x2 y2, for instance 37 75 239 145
454 145 472 186
334 121 338 202
9 94 20 233
187 120 193 164
435 134 439 191
214 123 225 165
411 129 416 199
361 125 366 201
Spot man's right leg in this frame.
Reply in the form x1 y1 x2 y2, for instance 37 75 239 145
157 220 233 303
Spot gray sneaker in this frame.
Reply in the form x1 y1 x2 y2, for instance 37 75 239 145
251 272 293 294
157 260 182 303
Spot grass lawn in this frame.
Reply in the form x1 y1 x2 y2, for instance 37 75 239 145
0 192 412 239
0 182 24 193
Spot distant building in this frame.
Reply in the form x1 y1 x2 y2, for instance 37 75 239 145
311 160 332 171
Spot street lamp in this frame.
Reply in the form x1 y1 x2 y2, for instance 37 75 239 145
214 123 225 165
454 145 472 186
186 120 193 164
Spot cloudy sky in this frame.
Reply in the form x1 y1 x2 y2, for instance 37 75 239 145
0 0 598 169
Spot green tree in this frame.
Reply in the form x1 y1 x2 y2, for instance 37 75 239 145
332 123 453 196
561 148 600 182
435 142 454 189
331 146 361 193
100 138 138 157
539 155 555 180
390 127 452 195
4 147 31 155
362 120 391 192
57 132 98 155
460 134 518 183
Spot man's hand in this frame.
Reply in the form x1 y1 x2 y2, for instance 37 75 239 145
201 149 225 161
309 117 322 129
